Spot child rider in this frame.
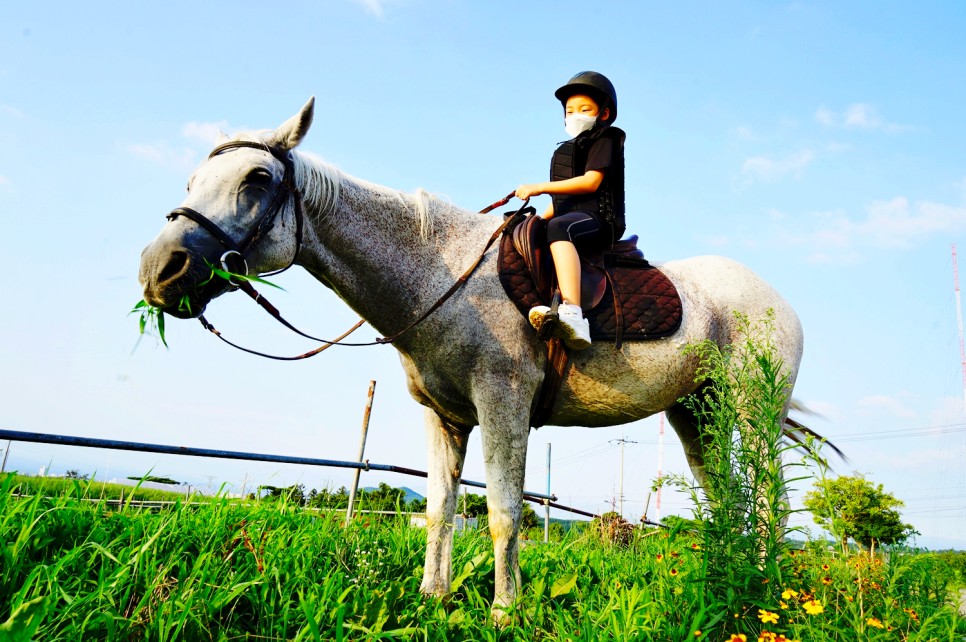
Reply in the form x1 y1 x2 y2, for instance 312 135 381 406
515 71 626 350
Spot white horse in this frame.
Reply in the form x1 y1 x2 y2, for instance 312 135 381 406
138 98 805 619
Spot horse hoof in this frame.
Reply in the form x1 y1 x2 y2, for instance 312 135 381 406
490 605 513 628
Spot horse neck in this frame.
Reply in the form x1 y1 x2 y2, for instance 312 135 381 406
297 166 493 334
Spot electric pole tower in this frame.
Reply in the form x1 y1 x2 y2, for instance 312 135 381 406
609 434 638 518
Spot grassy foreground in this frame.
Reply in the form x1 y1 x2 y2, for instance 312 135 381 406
1 476 964 641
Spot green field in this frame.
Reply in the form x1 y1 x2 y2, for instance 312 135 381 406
1 473 964 641
5 329 965 640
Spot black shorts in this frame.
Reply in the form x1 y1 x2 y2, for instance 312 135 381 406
546 211 607 252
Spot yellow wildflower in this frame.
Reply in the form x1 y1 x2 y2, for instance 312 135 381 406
866 617 884 629
802 599 824 615
757 609 779 625
758 632 776 642
728 635 747 642
781 588 798 600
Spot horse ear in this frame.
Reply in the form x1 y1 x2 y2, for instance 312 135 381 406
271 97 315 151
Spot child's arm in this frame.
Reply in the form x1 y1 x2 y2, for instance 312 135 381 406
515 169 604 202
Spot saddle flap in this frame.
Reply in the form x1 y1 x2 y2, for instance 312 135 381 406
511 215 552 295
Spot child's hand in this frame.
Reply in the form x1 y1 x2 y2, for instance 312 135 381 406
515 184 544 200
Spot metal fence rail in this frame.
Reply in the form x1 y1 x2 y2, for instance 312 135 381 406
0 428 596 516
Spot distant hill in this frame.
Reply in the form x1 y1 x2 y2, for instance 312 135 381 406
363 485 424 504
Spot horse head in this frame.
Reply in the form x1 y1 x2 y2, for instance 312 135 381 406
138 98 317 318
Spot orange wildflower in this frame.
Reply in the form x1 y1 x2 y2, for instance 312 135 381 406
728 635 747 642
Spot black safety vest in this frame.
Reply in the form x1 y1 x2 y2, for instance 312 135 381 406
550 126 626 243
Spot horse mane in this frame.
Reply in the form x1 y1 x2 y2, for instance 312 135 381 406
226 130 446 241
290 149 342 220
297 149 445 241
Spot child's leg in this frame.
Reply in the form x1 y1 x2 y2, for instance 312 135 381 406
549 240 581 306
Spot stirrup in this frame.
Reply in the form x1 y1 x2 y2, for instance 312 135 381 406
537 291 561 341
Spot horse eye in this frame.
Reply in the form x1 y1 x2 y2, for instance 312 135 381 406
246 168 273 186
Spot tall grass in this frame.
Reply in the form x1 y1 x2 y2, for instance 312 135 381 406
2 322 965 639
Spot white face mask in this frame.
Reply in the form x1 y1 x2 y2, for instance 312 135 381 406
564 113 597 138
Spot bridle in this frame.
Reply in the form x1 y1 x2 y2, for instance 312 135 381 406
166 140 305 284
164 139 529 360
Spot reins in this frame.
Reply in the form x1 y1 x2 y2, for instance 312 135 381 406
195 190 530 360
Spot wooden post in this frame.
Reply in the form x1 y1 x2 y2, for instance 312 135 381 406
0 440 10 473
544 443 551 543
346 380 377 523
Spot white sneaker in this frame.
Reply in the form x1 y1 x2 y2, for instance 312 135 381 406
528 305 552 333
557 302 592 350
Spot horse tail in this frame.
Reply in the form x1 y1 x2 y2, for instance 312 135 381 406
783 416 849 467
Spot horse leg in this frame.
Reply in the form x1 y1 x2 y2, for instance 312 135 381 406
419 408 470 597
478 403 530 624
665 395 710 491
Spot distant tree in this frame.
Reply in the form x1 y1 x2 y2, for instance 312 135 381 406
804 473 917 554
260 484 306 505
408 492 489 516
308 486 350 509
127 475 180 485
521 502 540 531
357 482 407 511
64 469 89 481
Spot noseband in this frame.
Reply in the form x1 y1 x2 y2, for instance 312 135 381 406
165 140 305 281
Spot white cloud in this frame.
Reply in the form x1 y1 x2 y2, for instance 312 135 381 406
1 103 24 118
837 197 966 249
858 394 918 419
181 120 229 146
741 149 815 182
814 103 907 132
352 0 385 18
0 175 10 188
777 195 966 263
125 142 198 170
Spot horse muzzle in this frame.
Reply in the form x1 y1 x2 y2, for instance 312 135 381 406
139 240 224 318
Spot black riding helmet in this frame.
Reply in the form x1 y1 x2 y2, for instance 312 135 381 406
554 71 618 124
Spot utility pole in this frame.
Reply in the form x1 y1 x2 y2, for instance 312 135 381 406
656 413 665 523
609 433 637 518
953 245 966 409
346 380 377 523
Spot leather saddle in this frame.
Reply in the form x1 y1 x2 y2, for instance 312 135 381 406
498 214 683 348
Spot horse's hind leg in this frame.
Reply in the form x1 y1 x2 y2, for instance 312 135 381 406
419 409 470 597
666 389 712 491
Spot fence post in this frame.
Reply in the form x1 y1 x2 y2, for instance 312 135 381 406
0 440 10 473
346 380 377 523
544 442 551 543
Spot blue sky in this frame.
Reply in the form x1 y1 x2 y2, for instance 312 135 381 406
2 1 966 548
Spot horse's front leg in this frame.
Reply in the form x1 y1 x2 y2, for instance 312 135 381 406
478 399 530 624
419 408 470 597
